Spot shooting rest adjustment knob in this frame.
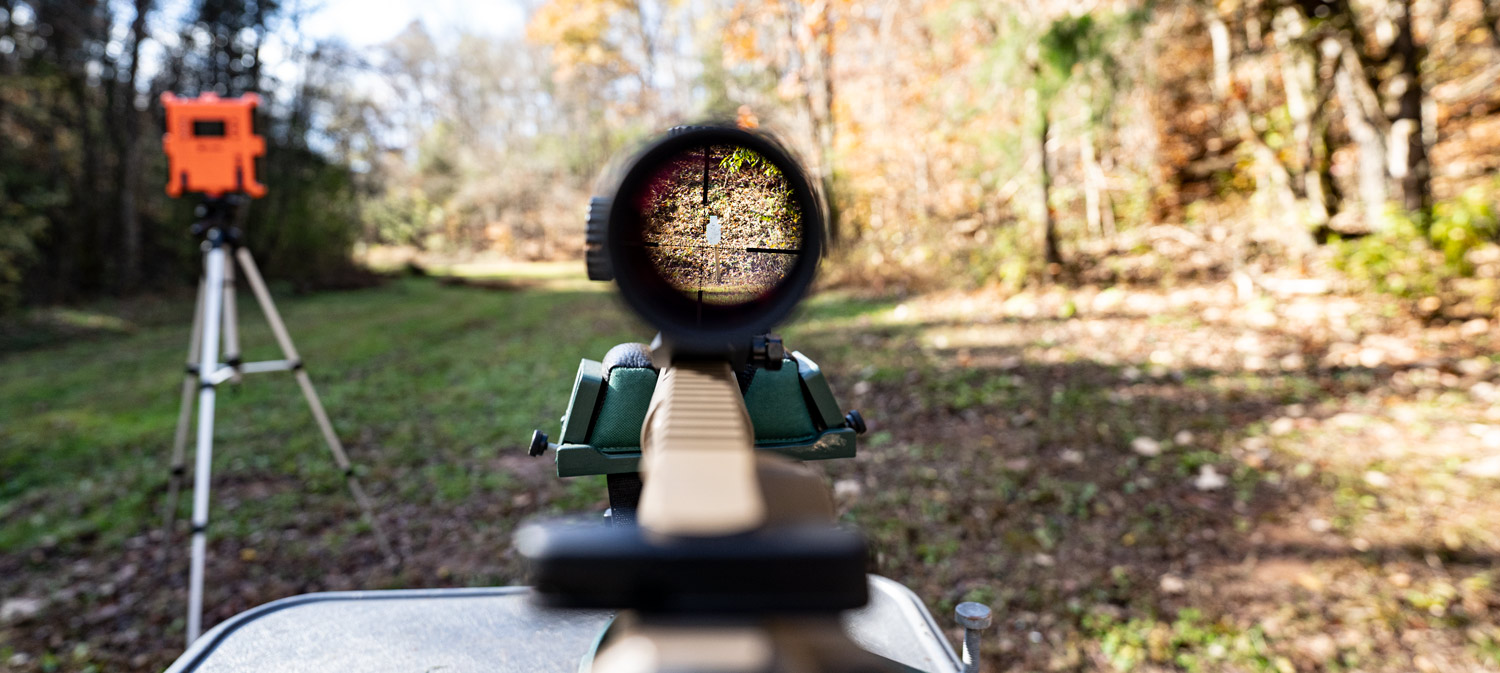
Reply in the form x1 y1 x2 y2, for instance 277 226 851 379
528 429 550 457
750 334 785 370
955 601 992 630
844 409 867 435
956 601 994 673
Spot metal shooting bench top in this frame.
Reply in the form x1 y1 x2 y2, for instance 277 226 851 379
164 576 959 673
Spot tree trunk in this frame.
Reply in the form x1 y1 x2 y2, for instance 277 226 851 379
784 0 840 245
1272 6 1339 229
1483 0 1500 48
1080 132 1103 237
1207 13 1232 99
1309 40 1342 226
118 0 153 291
1390 0 1430 216
1216 4 1311 251
71 74 105 289
1039 110 1062 272
1334 45 1389 231
1276 9 1315 204
630 0 657 116
819 72 837 247
811 1 838 246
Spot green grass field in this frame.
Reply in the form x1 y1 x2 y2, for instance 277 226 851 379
0 271 900 553
2 270 1498 672
1 275 632 551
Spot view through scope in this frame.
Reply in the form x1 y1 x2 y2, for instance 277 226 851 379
632 143 803 308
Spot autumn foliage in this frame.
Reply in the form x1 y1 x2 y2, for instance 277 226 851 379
4 0 1499 319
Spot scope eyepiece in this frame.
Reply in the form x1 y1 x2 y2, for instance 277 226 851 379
587 125 824 354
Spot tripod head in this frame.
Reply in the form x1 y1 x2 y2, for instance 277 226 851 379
189 195 248 243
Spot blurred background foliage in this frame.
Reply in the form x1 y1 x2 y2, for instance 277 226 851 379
3 0 1500 319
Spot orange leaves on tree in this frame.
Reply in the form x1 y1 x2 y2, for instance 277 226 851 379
526 0 637 81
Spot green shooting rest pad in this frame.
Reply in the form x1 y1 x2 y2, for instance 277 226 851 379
553 349 856 478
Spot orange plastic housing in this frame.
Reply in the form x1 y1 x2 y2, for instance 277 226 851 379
161 92 268 198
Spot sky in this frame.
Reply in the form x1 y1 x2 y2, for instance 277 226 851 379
297 0 528 46
130 0 530 113
287 0 531 157
142 0 527 76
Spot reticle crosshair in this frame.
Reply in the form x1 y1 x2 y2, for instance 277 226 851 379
161 92 268 198
636 143 803 308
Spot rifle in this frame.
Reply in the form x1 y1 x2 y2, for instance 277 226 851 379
521 125 985 673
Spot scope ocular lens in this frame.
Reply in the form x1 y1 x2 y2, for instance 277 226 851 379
632 144 803 307
606 127 822 346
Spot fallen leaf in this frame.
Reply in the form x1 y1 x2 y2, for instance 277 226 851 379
1296 572 1325 592
1131 436 1162 457
834 479 862 500
0 598 44 623
1193 465 1226 491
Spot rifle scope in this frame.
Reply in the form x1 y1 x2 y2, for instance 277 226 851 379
586 125 824 352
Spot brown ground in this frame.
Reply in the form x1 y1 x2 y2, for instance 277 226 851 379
2 275 1498 672
810 280 1499 672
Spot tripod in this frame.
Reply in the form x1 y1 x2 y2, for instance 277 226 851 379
162 197 396 646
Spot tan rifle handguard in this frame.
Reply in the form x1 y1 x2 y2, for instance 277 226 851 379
636 361 767 536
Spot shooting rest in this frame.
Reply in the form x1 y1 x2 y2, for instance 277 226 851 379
535 342 863 525
162 197 395 646
523 346 922 673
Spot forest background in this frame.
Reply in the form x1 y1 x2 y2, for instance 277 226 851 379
5 0 1500 317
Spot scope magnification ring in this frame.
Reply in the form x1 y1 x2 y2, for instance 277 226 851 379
605 126 824 350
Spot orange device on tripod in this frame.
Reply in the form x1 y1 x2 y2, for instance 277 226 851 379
158 91 395 647
161 92 268 198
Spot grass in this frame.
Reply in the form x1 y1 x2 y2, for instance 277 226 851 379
0 275 631 551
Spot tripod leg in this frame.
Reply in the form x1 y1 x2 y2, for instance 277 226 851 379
186 243 228 646
234 247 399 565
164 279 207 545
222 251 243 384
